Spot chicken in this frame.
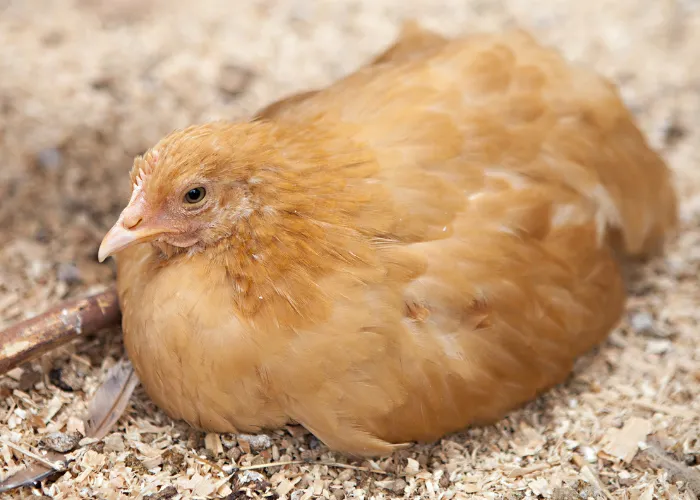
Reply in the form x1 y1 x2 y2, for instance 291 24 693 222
97 23 678 456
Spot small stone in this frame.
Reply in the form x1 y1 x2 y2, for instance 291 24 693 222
42 431 82 453
238 470 265 484
662 118 686 148
57 262 82 284
666 256 692 278
35 148 62 171
630 311 655 335
49 368 74 392
18 369 42 391
392 478 408 493
186 429 204 450
238 433 272 451
124 454 148 474
34 226 51 243
61 367 84 392
226 446 242 463
220 434 237 449
439 474 450 488
162 449 185 473
551 486 579 500
218 64 254 97
307 435 322 450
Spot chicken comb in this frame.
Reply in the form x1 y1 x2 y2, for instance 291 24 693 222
130 149 159 191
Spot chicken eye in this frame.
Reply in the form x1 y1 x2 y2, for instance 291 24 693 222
184 187 206 204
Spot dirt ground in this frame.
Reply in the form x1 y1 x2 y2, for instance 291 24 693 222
0 0 699 498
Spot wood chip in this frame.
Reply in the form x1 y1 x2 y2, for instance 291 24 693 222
603 417 653 463
204 433 224 456
507 463 550 477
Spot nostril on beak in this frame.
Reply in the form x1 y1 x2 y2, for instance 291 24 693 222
123 214 143 230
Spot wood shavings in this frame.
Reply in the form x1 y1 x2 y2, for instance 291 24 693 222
404 457 421 475
507 463 550 477
204 433 224 456
103 433 125 453
641 445 700 498
639 486 655 500
633 400 697 419
603 417 653 463
646 339 673 354
580 464 614 500
1 0 699 498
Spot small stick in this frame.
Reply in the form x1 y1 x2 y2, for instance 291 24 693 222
1 439 65 471
237 460 304 471
318 462 389 475
237 460 389 475
193 454 230 475
0 287 121 375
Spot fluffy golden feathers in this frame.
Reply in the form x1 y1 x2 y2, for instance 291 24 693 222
100 24 677 456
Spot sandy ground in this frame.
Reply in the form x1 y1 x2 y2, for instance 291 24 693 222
0 0 699 498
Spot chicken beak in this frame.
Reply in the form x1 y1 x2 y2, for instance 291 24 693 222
98 196 171 262
98 223 168 262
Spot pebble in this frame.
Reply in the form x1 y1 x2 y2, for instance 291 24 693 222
57 262 82 284
35 148 62 171
237 433 272 451
238 470 265 484
630 311 673 338
42 431 82 453
218 64 254 97
630 311 655 335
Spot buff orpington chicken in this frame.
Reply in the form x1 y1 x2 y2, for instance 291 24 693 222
97 23 677 456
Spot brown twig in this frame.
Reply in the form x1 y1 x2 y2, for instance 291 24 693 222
0 287 121 375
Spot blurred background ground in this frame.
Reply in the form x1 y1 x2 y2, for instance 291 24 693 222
0 0 699 498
